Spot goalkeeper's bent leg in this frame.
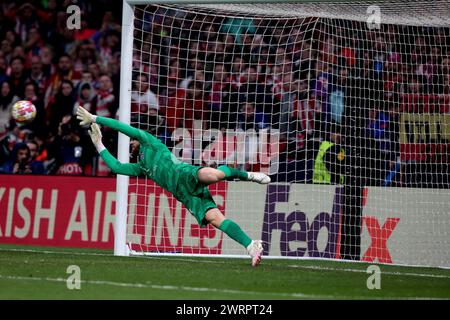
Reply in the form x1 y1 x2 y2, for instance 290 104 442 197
205 208 251 248
219 219 252 248
205 208 263 267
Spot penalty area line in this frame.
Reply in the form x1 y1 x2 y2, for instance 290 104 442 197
0 274 442 300
0 274 323 299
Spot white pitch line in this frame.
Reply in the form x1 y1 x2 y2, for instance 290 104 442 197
0 248 111 257
1 247 450 280
0 274 314 299
0 274 444 300
286 264 450 280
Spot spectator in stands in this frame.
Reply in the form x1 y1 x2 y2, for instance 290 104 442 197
289 78 317 141
73 12 97 42
131 73 159 114
434 56 450 94
98 10 122 33
74 81 96 113
164 79 205 133
8 56 27 97
206 40 226 64
179 69 206 91
444 74 450 95
93 74 116 118
45 54 81 107
238 101 268 132
23 27 44 58
87 63 101 90
0 38 13 63
38 46 54 77
0 80 19 139
238 66 272 114
312 60 332 138
230 56 247 89
26 55 48 96
13 3 40 43
47 79 76 135
0 55 8 83
48 11 76 56
71 40 98 73
47 115 87 176
79 70 95 90
108 51 121 94
410 36 427 65
25 139 45 173
11 45 27 64
208 63 233 129
372 35 387 75
365 104 398 186
23 81 45 135
1 142 44 174
97 30 120 72
166 59 184 87
92 74 117 155
407 75 424 94
329 68 349 128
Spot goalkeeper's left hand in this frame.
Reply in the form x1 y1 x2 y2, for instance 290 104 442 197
76 106 96 126
88 123 105 152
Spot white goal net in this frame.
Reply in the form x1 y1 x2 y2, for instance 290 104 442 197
120 0 450 268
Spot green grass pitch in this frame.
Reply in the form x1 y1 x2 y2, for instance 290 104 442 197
0 244 449 300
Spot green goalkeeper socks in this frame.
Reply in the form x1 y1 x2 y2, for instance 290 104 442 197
217 165 248 181
219 219 252 248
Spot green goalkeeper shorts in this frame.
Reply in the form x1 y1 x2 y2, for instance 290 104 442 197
175 164 218 227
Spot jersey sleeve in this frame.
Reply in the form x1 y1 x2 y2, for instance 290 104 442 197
99 149 142 176
95 116 159 146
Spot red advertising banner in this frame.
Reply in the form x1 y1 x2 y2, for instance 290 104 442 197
0 175 227 253
0 175 116 249
127 181 227 254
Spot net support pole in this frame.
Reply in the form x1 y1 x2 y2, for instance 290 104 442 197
114 0 134 256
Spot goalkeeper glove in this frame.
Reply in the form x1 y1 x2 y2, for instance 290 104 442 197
76 106 96 126
88 123 105 153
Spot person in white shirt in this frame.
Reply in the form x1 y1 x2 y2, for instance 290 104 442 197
131 74 159 112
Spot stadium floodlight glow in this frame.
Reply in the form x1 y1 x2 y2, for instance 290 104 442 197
117 0 450 268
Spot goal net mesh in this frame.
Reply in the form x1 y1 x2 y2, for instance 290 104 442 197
124 1 450 267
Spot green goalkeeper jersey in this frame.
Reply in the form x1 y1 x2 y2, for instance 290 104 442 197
96 116 190 197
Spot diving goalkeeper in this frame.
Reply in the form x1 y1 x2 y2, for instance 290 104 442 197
76 106 269 267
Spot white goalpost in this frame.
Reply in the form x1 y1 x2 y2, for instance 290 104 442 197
116 0 450 268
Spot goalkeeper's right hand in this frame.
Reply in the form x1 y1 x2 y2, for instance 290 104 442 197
88 123 105 152
76 106 96 126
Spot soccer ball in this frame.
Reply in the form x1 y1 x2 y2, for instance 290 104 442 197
12 100 37 124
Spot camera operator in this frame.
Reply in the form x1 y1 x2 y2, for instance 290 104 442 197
46 115 91 175
1 142 44 174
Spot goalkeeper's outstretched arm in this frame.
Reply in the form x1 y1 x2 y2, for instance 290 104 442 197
88 123 141 176
76 106 159 146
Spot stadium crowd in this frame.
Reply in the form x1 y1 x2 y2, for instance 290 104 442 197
0 0 122 176
0 2 449 187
